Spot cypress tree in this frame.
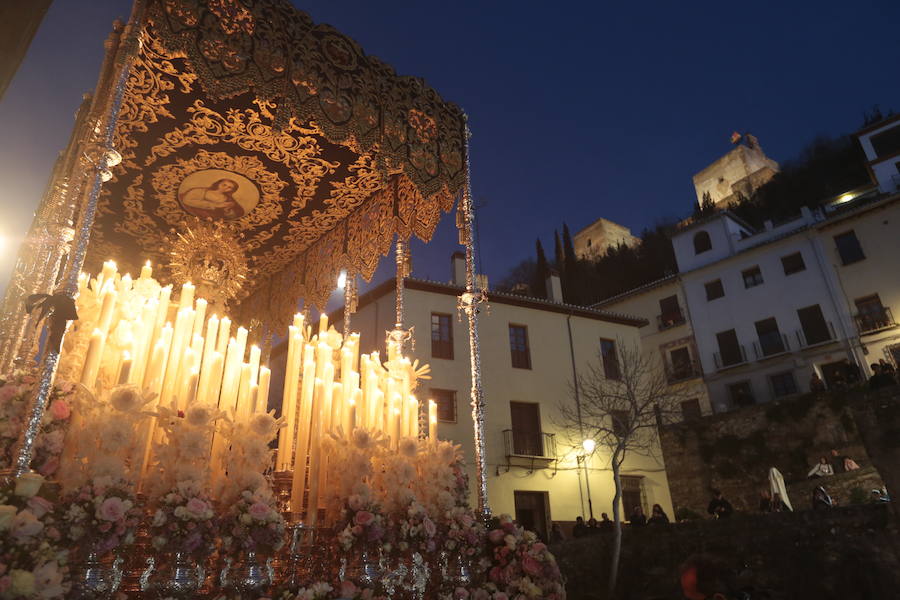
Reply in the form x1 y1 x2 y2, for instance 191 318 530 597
562 223 580 303
533 238 549 298
553 230 564 271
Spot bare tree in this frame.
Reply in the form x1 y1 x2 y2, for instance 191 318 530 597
557 340 689 598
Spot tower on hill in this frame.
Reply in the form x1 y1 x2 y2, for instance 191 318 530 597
693 133 779 208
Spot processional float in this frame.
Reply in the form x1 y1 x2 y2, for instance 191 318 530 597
0 1 566 599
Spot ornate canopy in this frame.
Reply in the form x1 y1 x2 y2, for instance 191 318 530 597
87 0 466 328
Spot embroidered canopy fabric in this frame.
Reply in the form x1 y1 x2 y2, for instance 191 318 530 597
87 0 466 328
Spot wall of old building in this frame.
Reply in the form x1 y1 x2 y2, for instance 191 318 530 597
659 389 884 516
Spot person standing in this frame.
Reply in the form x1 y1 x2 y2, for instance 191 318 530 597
772 493 791 512
648 504 670 524
809 372 826 393
759 489 773 512
707 490 734 519
572 516 587 538
629 505 647 526
598 512 613 531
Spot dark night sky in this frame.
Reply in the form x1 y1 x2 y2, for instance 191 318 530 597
1 0 899 299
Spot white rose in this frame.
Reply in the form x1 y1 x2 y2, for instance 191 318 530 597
14 472 44 498
0 504 16 530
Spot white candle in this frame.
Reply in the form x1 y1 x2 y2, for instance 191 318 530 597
409 395 419 439
178 281 195 310
248 344 261 387
300 379 324 522
429 399 438 442
277 329 301 470
391 405 401 450
318 313 328 336
216 316 231 355
80 329 104 390
185 368 199 406
204 351 224 405
345 391 358 434
153 285 172 342
140 260 152 280
332 382 343 433
143 323 173 395
191 298 207 340
117 350 132 385
293 312 305 330
292 358 315 474
235 362 253 419
97 283 118 336
100 260 117 288
197 314 219 402
256 367 270 413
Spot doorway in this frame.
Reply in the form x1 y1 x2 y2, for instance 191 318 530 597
514 490 550 542
820 360 848 389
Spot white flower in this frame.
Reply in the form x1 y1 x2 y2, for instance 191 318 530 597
351 428 376 450
152 509 167 527
33 561 64 599
0 504 16 530
14 472 44 498
249 412 277 437
178 429 209 460
99 418 133 450
109 384 144 413
398 437 418 459
10 569 35 597
185 404 218 428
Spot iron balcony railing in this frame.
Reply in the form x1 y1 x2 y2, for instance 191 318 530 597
794 321 836 348
503 429 556 459
666 360 702 383
713 344 748 370
657 310 686 331
752 333 790 359
854 307 896 334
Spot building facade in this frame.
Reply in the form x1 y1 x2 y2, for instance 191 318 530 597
856 114 900 195
573 217 639 260
330 266 674 538
592 276 712 421
692 134 780 208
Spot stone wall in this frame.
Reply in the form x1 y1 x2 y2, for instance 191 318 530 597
659 390 889 516
553 504 900 600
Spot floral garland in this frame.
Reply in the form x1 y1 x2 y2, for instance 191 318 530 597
221 488 285 555
56 476 141 556
149 479 218 557
0 474 68 600
336 490 387 552
0 372 73 477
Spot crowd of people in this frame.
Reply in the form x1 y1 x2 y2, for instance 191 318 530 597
809 358 898 392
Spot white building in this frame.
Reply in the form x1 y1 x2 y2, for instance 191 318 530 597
320 258 674 537
600 189 900 414
856 114 900 194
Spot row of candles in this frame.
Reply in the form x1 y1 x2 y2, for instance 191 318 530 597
74 260 271 487
69 260 439 521
276 312 439 522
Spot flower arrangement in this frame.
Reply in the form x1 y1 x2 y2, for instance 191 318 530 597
221 488 286 555
396 499 437 554
336 488 386 552
479 515 565 600
149 479 218 558
56 476 141 556
215 410 281 504
0 474 68 599
0 371 74 477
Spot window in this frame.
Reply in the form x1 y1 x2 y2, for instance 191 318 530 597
834 230 865 265
600 338 620 379
797 304 832 346
587 239 592 247
431 313 454 359
431 388 457 423
680 399 702 421
715 329 744 367
693 231 712 254
668 347 694 381
871 126 900 157
610 409 630 437
855 295 893 332
781 252 806 275
727 381 755 407
658 295 683 328
769 371 798 398
705 279 725 301
620 476 645 517
509 324 531 369
742 266 764 288
754 317 785 356
510 401 542 456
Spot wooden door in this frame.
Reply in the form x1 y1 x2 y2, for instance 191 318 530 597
514 491 549 542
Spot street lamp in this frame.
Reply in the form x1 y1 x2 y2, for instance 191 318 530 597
582 438 596 454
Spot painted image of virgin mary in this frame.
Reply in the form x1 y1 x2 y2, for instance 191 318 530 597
179 178 246 220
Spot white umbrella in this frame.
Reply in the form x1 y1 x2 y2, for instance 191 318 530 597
769 467 793 511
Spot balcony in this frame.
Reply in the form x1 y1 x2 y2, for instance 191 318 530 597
854 307 896 335
502 429 557 474
794 322 837 348
657 311 686 331
713 345 748 370
666 360 702 383
752 333 791 359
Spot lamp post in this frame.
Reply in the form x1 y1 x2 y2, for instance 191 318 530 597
581 438 596 520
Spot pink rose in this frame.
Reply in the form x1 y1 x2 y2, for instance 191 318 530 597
423 517 436 538
186 498 208 517
27 496 52 519
98 497 126 522
339 580 359 598
354 510 374 526
488 529 505 544
522 555 543 577
248 502 270 520
49 399 70 421
532 542 547 553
